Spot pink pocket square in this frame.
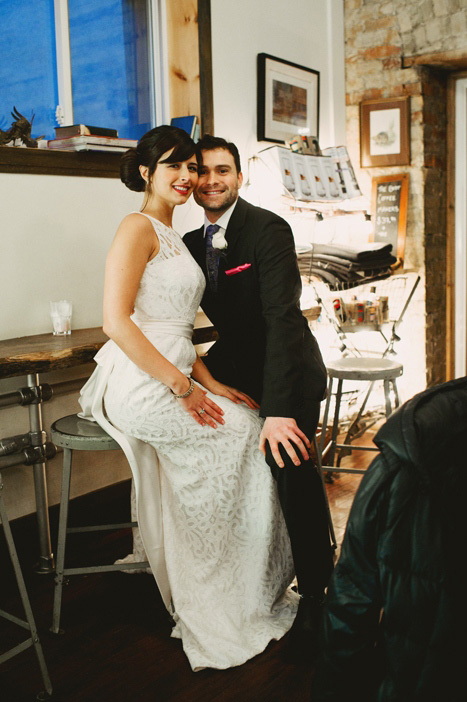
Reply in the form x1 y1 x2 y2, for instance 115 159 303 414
225 263 252 276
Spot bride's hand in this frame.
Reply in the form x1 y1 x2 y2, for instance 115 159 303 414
208 380 259 410
178 383 225 428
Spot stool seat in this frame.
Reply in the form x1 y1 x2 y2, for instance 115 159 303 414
326 357 403 381
51 414 120 451
318 356 403 474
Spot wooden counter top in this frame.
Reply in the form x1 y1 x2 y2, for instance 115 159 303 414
0 306 320 380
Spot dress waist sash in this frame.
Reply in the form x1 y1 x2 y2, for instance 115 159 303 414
133 318 194 339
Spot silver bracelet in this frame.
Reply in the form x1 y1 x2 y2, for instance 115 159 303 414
172 377 195 399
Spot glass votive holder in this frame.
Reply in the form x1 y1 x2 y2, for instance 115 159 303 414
50 300 72 335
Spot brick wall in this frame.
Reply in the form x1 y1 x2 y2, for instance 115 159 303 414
344 0 466 386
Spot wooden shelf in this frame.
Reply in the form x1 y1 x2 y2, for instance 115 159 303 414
0 145 122 178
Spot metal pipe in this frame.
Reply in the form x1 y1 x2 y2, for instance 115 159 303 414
0 386 36 409
27 374 54 573
0 452 27 469
52 377 88 397
0 443 56 470
0 391 25 409
0 376 88 410
0 433 30 457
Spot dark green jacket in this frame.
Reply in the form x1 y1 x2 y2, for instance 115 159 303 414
312 377 467 701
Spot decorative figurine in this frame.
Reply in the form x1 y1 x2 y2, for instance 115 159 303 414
0 107 44 147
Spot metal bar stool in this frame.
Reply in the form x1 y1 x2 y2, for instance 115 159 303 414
313 436 338 551
50 414 149 634
319 357 403 474
0 472 53 700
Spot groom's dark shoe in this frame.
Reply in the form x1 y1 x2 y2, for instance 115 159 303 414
283 594 325 664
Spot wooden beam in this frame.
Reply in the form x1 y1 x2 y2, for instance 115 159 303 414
403 49 467 71
165 0 201 121
198 0 214 135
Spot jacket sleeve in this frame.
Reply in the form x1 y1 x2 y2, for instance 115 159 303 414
312 461 390 701
255 217 307 417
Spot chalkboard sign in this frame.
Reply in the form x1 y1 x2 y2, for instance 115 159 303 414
371 173 409 260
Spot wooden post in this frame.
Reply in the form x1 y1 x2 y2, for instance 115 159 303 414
165 0 201 121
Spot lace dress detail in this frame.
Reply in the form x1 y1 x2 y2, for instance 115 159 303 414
80 214 298 671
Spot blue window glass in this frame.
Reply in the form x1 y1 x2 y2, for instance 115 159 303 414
68 0 152 139
0 0 58 140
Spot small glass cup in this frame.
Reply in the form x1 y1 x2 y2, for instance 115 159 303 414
50 300 72 335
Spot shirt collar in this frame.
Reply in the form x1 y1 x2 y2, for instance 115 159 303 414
203 199 238 235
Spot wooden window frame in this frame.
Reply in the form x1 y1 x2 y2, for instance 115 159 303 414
0 1 213 179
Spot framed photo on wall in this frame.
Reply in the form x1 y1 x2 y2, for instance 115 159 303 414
257 53 320 144
360 96 410 167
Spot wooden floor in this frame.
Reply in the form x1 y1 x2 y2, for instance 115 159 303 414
0 430 375 702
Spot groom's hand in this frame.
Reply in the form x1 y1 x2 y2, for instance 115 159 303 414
259 417 311 468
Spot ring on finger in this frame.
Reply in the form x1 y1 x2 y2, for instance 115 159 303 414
199 408 206 415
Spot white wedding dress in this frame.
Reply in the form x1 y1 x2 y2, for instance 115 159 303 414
79 213 298 671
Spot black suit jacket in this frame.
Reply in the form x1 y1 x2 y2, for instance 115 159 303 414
183 197 326 418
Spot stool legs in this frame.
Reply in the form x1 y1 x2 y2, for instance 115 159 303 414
0 478 53 699
392 379 400 409
320 375 401 471
319 377 334 458
327 379 343 468
313 437 337 551
51 447 73 634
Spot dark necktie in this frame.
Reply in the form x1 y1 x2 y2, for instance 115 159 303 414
205 224 221 292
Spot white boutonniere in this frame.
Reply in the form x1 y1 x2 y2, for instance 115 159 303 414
212 230 228 250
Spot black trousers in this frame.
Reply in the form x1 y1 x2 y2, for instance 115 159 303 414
203 352 334 596
265 401 334 597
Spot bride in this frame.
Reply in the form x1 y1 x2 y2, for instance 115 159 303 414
79 125 298 671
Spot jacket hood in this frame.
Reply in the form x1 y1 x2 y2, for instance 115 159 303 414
373 376 467 485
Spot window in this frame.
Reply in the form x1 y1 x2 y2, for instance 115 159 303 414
0 1 58 140
0 0 166 141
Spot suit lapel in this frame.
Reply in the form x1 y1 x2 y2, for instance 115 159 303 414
224 197 248 253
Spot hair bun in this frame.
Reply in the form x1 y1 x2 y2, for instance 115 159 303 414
120 148 145 192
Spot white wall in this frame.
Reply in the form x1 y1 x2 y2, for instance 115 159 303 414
0 0 346 519
0 174 140 338
209 0 346 174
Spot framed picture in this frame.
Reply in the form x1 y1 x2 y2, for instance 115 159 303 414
257 53 319 144
360 97 410 167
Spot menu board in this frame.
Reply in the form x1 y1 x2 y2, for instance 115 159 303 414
371 173 409 260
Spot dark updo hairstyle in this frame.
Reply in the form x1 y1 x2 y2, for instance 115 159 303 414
120 125 198 193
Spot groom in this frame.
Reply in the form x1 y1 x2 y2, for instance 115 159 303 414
184 135 334 657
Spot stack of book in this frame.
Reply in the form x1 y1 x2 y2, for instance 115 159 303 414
47 125 137 152
170 116 200 142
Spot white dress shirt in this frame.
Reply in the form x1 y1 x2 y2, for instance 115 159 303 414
203 199 238 237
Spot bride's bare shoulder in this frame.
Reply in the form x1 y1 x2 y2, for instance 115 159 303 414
110 213 159 259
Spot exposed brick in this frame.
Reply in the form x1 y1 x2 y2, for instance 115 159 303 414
360 44 401 59
346 86 385 104
363 16 396 32
414 24 428 49
380 2 395 15
451 10 467 33
402 81 423 95
397 9 413 33
420 0 435 21
343 0 461 385
433 0 450 16
383 56 402 69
